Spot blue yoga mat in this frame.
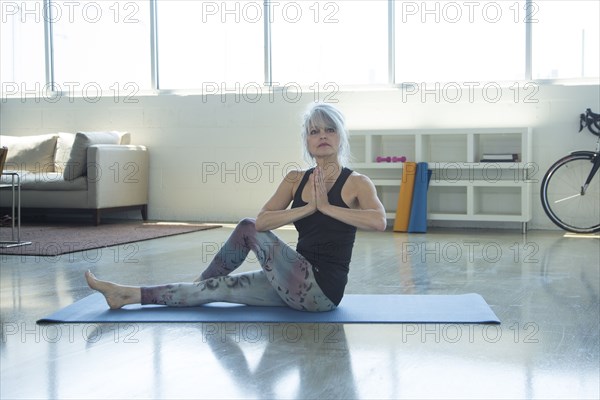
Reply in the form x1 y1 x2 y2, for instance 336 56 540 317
37 293 500 324
408 162 432 233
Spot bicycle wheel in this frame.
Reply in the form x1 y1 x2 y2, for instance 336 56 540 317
541 152 600 233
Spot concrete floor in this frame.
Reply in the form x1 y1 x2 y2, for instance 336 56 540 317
1 224 598 399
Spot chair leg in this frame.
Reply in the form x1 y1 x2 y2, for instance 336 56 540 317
141 204 148 221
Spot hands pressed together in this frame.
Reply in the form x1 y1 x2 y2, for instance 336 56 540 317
305 166 331 215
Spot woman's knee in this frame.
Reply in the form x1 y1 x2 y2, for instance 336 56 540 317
234 218 257 234
237 218 256 230
238 217 256 226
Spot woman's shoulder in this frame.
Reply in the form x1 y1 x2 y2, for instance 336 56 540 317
345 170 377 192
283 168 312 185
284 168 311 178
347 170 374 184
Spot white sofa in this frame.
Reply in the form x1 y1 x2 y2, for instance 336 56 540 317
0 131 149 225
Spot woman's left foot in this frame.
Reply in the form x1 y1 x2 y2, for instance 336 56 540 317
85 270 140 309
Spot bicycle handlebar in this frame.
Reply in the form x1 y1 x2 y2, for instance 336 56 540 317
579 108 600 136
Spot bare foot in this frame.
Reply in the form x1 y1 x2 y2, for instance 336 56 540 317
85 270 141 309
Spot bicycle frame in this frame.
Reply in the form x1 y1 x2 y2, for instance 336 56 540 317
569 150 600 195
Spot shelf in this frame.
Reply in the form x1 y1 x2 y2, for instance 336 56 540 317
428 186 468 215
371 179 402 186
348 127 532 229
429 181 529 188
428 213 528 222
429 162 531 169
351 161 533 170
422 134 468 163
350 162 405 169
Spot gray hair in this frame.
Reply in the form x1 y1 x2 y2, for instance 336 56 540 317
301 103 351 166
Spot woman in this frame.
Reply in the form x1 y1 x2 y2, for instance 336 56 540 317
86 103 386 312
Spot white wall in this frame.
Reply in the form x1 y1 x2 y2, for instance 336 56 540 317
1 84 599 229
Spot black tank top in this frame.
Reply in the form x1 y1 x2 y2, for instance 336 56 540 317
291 167 357 305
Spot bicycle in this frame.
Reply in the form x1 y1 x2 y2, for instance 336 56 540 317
540 108 600 233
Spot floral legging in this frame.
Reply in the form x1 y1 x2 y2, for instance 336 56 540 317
140 218 336 312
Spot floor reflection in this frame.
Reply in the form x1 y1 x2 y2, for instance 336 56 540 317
201 323 358 399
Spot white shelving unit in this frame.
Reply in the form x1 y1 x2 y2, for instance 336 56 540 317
348 128 533 231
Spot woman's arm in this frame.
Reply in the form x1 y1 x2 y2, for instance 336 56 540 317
255 171 316 232
315 168 387 231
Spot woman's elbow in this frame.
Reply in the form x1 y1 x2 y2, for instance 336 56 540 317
255 221 268 232
368 215 387 232
375 217 387 232
254 215 267 232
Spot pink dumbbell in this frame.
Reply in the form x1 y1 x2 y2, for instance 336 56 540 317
392 156 407 162
376 156 392 162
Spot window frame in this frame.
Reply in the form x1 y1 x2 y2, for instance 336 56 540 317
1 0 597 100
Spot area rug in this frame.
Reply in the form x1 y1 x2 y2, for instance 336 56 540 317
0 221 222 256
37 293 501 324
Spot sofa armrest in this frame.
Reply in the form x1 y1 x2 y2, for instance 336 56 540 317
87 145 149 209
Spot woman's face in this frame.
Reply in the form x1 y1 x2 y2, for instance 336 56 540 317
307 123 340 160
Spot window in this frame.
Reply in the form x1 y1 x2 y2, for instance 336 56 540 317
1 0 598 98
51 0 151 94
0 1 46 95
394 0 526 83
271 1 388 87
157 0 264 90
532 0 599 79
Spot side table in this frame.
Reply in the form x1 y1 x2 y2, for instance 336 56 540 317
0 172 32 248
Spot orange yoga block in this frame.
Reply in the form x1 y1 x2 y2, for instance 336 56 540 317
393 162 417 232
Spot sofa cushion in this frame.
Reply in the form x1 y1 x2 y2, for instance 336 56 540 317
54 132 76 173
0 171 87 191
120 132 131 145
55 131 130 173
63 131 121 180
0 134 58 172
